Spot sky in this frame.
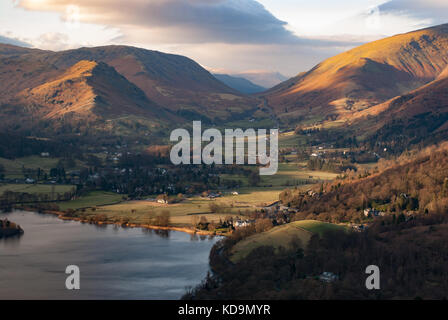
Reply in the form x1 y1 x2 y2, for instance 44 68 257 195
1 0 447 77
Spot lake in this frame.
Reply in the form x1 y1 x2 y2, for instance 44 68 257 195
0 210 218 299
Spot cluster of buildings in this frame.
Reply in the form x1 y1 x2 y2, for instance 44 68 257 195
261 201 298 215
233 219 256 228
363 208 386 218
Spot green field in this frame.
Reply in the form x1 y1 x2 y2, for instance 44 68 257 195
0 183 75 195
217 188 281 206
0 156 60 178
0 156 87 179
58 191 124 210
291 220 348 236
261 162 338 186
69 188 282 227
82 199 229 226
230 220 348 262
224 118 276 130
278 131 307 148
58 160 339 229
221 162 337 189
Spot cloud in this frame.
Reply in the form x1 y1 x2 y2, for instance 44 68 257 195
17 0 443 77
380 0 448 25
32 32 71 51
13 0 362 76
0 34 32 47
297 0 444 40
166 42 350 77
17 0 300 45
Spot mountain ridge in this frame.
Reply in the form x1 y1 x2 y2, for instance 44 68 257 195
262 23 448 124
0 43 260 135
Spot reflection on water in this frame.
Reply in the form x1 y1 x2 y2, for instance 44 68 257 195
0 232 23 247
0 210 218 300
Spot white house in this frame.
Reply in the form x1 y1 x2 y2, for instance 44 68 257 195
234 220 255 228
319 272 339 283
364 208 385 217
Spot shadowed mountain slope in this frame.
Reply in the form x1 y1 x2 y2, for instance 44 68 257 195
345 71 448 152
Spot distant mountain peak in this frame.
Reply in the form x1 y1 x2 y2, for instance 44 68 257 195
236 70 288 89
213 73 266 94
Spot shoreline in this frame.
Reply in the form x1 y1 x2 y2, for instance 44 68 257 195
0 228 24 239
0 218 24 239
17 206 226 237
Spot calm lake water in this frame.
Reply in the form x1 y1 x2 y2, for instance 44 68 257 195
0 210 218 300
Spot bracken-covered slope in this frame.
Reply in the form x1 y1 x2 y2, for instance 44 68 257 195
0 60 174 133
21 60 169 120
37 45 258 120
263 23 448 124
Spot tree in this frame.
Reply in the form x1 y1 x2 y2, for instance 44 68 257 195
86 154 102 167
198 216 209 230
191 215 199 228
255 218 273 233
159 210 171 227
248 172 261 187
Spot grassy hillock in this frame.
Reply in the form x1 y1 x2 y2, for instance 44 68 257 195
230 220 346 262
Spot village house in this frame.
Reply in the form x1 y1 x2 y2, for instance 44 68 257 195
156 194 169 204
306 190 318 197
319 272 339 283
234 219 255 228
207 192 221 199
363 208 386 217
